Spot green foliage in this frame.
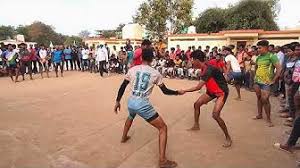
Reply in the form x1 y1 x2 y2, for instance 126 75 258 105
194 0 279 33
0 21 82 46
194 8 227 33
133 0 193 39
0 26 15 40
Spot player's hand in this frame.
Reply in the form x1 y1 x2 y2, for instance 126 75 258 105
178 90 186 95
114 101 121 114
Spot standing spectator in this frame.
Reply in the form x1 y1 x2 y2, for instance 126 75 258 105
19 43 33 80
126 46 134 69
253 40 281 127
169 47 176 60
185 46 192 61
111 45 117 59
2 44 20 82
175 45 181 56
249 46 258 90
89 47 97 73
133 39 152 67
71 47 80 71
224 47 242 101
96 44 109 77
274 46 285 96
52 46 64 77
29 44 38 73
208 53 226 73
118 47 127 74
63 46 73 71
39 45 49 78
81 47 89 72
280 44 300 127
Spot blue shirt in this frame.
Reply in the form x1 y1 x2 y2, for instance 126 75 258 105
63 48 72 60
52 50 63 63
127 51 134 64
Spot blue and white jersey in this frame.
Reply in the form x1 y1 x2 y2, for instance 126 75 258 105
125 64 163 99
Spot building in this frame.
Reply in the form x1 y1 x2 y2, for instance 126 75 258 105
0 35 36 48
83 37 143 50
168 29 300 50
84 23 145 49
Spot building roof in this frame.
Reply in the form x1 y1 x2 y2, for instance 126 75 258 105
168 29 300 38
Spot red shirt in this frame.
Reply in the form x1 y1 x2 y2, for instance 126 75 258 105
200 65 228 96
175 49 181 56
208 59 225 72
29 48 37 61
133 48 142 66
185 50 192 61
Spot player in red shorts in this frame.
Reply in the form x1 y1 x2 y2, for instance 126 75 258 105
179 50 232 147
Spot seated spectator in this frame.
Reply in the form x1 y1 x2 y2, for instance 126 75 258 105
174 55 184 78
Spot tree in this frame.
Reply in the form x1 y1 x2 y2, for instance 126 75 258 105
64 36 82 46
194 0 279 33
0 26 15 40
225 0 279 30
194 8 227 33
95 30 116 38
168 0 193 34
78 30 91 39
133 0 193 39
26 21 65 45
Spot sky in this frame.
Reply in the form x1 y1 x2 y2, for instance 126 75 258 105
0 0 299 36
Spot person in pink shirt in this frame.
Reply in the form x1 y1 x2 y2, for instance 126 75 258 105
169 47 176 60
175 45 181 56
185 46 192 61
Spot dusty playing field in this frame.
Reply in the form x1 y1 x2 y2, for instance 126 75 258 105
0 71 298 168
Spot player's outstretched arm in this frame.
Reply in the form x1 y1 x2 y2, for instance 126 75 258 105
158 83 180 95
114 79 130 114
183 80 205 93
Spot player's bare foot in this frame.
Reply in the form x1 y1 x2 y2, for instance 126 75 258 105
187 125 200 131
267 121 274 127
121 136 131 143
159 159 177 168
223 138 232 148
252 115 263 120
234 97 242 101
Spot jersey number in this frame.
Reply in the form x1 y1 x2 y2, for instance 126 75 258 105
134 72 150 92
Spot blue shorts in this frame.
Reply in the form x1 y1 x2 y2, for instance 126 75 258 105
127 97 159 122
255 82 272 91
227 72 242 84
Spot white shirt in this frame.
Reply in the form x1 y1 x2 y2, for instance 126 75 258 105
225 54 241 72
39 49 47 59
110 49 117 58
158 59 166 67
125 64 163 99
82 49 89 60
96 47 108 62
277 51 285 66
0 49 2 61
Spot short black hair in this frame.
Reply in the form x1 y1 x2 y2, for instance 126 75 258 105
269 44 275 48
191 50 205 62
142 39 152 46
257 40 269 47
142 48 154 62
223 46 232 52
171 47 175 51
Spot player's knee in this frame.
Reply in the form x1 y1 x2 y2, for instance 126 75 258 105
194 101 203 108
261 97 269 104
160 123 167 132
212 112 220 120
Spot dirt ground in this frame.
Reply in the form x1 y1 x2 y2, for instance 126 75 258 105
0 71 298 168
